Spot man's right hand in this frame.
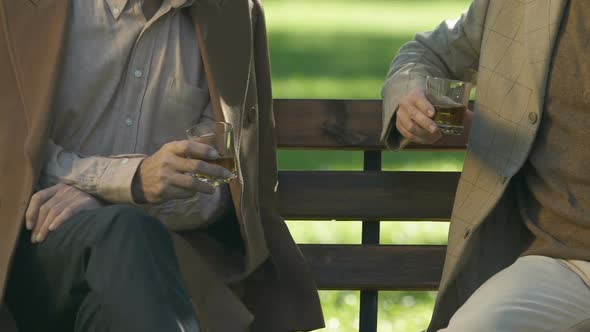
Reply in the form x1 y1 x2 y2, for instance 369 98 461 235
396 90 443 145
132 140 234 204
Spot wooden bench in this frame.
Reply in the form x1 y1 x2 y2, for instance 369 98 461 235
274 99 469 332
1 99 467 332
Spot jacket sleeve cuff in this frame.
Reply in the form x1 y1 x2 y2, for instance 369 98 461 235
96 156 145 204
381 75 427 150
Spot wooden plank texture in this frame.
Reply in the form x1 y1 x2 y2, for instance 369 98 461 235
273 99 469 150
300 245 446 290
279 171 460 221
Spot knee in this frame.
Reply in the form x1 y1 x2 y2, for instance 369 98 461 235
443 308 510 332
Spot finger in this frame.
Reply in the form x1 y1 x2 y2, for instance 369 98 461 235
398 108 435 139
409 106 439 134
170 173 216 195
32 195 62 243
398 124 430 145
48 204 81 232
413 92 436 117
174 157 234 179
26 185 60 230
35 200 71 243
167 140 220 160
164 187 197 200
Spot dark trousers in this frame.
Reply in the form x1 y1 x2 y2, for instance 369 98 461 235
5 205 200 332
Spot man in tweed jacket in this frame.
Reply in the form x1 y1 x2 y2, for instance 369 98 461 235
383 0 590 331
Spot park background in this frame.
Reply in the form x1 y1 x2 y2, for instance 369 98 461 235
264 0 472 331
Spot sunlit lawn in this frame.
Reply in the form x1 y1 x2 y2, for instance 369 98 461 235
265 0 471 331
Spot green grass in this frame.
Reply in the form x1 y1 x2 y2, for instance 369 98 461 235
265 0 471 330
267 0 471 99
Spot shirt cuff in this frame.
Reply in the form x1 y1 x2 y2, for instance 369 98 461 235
96 156 145 204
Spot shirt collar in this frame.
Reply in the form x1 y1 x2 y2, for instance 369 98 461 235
105 0 194 20
105 0 128 20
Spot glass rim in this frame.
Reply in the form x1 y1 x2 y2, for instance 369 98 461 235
186 121 232 137
426 75 472 87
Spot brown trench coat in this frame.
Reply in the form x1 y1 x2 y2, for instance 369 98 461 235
381 0 572 330
0 0 325 331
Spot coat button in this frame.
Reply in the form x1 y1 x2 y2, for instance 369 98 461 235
528 112 538 124
247 106 257 124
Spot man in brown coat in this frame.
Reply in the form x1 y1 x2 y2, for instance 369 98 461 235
383 0 590 331
0 0 324 331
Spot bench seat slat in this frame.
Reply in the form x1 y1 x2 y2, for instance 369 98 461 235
300 244 446 290
273 99 469 150
279 171 460 221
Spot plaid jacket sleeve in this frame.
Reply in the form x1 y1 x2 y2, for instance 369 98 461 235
381 0 490 149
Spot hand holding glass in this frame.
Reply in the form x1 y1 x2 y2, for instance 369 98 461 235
186 122 237 187
425 76 473 136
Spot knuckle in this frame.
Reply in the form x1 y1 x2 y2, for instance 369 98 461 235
50 205 62 216
155 183 167 196
160 174 171 186
180 141 191 155
162 142 173 151
398 105 408 116
39 205 49 215
156 169 167 181
62 207 73 216
161 158 171 168
193 160 204 173
30 193 40 205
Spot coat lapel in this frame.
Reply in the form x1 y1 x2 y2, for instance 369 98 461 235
189 1 270 279
524 0 567 108
190 0 252 125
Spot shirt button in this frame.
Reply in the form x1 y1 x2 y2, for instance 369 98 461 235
528 112 538 124
125 118 134 126
121 158 129 165
247 106 257 124
134 70 143 78
113 8 120 15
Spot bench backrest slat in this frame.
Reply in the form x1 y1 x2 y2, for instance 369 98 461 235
274 99 469 150
301 245 446 290
278 171 459 221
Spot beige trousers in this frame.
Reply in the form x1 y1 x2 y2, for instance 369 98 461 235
439 256 590 332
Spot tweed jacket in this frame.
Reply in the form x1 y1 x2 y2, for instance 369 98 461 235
0 0 324 331
382 0 569 330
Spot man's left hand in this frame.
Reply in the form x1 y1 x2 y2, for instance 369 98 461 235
26 183 104 243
